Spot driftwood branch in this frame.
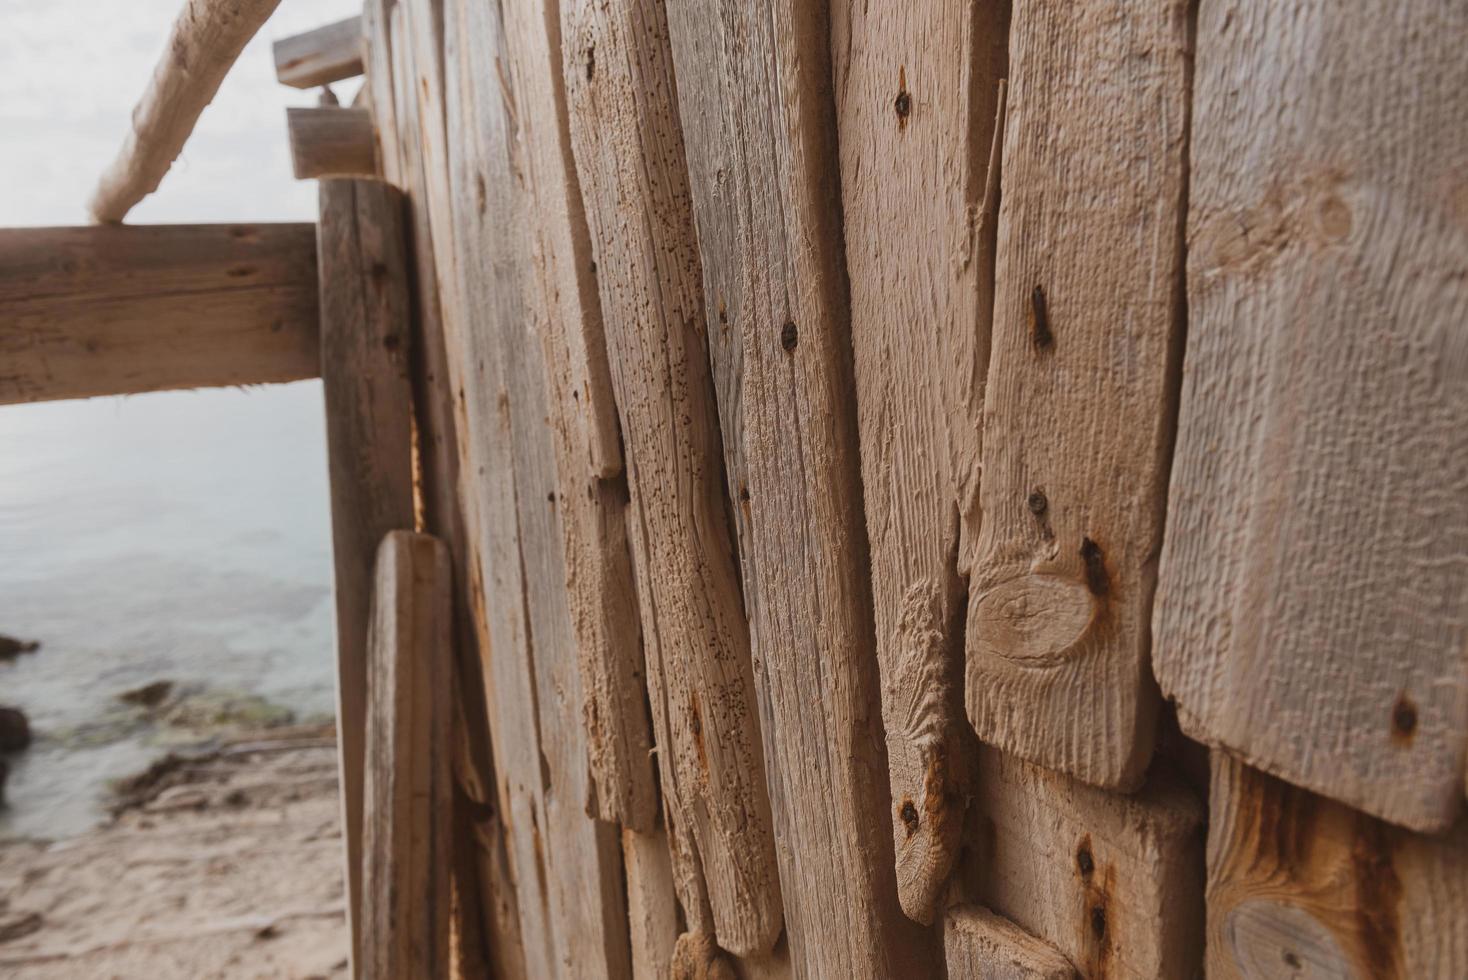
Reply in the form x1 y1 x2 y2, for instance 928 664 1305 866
89 0 283 223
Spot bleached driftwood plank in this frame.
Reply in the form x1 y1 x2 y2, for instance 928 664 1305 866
90 0 282 221
623 827 679 980
562 0 782 956
287 107 379 179
1207 753 1468 977
970 746 1204 978
943 906 1076 980
833 0 1008 923
1153 0 1468 831
273 15 364 89
496 0 656 835
360 0 401 184
361 531 452 980
0 223 318 405
316 178 416 969
434 0 633 975
965 0 1189 789
365 7 529 976
664 0 934 974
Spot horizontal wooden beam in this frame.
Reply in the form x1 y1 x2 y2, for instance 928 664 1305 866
90 0 283 223
288 107 380 180
274 16 365 90
0 223 319 405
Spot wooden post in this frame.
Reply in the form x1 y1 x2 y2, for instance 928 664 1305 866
664 0 936 973
287 107 380 180
943 906 1076 979
964 0 1190 790
90 0 283 222
317 178 416 973
0 223 318 406
1154 0 1468 832
834 0 1009 924
1207 753 1468 977
273 16 364 89
361 531 453 980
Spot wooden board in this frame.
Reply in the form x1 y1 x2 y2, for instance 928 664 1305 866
623 827 679 980
361 531 453 980
497 0 656 836
943 905 1076 980
964 0 1190 789
1207 752 1468 978
664 0 935 973
0 223 318 405
833 0 1008 923
969 746 1204 978
273 15 364 89
287 107 379 179
316 178 417 970
1153 0 1468 832
562 0 782 956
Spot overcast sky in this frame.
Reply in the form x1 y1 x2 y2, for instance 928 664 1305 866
1 0 361 227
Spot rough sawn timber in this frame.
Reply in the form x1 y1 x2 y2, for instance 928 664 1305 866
833 0 1009 923
1152 0 1468 832
497 0 657 836
90 0 283 222
0 223 318 406
361 531 453 980
562 0 782 955
273 15 365 89
943 905 1076 979
664 0 935 973
969 745 1204 978
965 0 1190 789
316 177 416 972
1206 753 1468 978
286 107 380 180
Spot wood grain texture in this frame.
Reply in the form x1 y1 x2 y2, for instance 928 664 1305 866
498 0 656 835
365 5 529 976
965 0 1190 789
1153 0 1468 831
673 933 737 980
664 0 936 973
623 827 678 980
287 107 379 179
434 0 634 975
90 0 282 221
943 905 1076 980
273 15 364 89
361 531 453 980
833 0 1008 924
970 746 1204 979
361 0 401 184
317 178 416 971
0 223 318 405
1207 752 1468 978
562 0 782 956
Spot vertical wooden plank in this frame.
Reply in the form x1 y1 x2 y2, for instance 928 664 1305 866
664 0 935 974
492 0 657 835
623 827 679 980
562 0 782 957
362 531 453 980
360 0 401 184
317 177 416 969
1207 753 1468 977
943 906 1076 980
970 746 1205 978
833 0 1009 923
371 3 530 975
1154 0 1468 831
435 0 634 975
964 0 1191 789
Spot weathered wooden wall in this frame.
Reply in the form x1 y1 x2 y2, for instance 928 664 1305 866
294 0 1468 975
